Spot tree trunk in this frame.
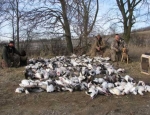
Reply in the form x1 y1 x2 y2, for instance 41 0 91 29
116 0 142 43
16 0 19 50
12 12 15 44
82 0 99 48
60 0 73 54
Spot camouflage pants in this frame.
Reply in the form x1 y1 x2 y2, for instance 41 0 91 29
11 54 20 67
96 50 104 57
110 50 121 62
20 56 27 66
1 54 20 68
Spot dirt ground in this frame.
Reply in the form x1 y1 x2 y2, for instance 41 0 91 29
1 60 150 115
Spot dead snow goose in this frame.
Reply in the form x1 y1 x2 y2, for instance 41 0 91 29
123 81 135 95
95 66 101 75
93 78 99 84
107 83 115 89
47 84 55 93
85 84 98 99
80 82 88 90
70 54 77 58
87 63 93 70
62 87 73 92
78 72 86 83
71 59 79 67
116 68 125 73
124 75 134 82
98 78 105 84
19 79 35 87
101 81 108 90
96 86 108 95
130 86 138 95
24 68 35 79
34 72 43 79
37 81 48 90
15 87 25 93
25 89 30 94
145 85 150 92
106 67 115 75
109 87 124 95
136 81 146 95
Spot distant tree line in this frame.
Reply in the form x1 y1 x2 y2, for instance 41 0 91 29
0 0 150 54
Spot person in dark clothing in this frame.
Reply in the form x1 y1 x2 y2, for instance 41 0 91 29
20 50 28 66
1 41 21 68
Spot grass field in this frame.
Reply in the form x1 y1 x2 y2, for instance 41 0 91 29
1 44 150 115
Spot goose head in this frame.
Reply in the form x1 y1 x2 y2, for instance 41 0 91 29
24 68 35 79
89 70 96 77
137 81 145 86
124 75 135 83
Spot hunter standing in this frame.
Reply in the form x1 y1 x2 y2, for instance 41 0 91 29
110 34 123 62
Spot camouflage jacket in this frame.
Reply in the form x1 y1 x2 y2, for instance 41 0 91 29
88 38 106 57
2 45 20 64
111 40 123 52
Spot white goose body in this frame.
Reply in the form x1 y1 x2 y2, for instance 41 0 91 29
80 82 88 90
96 86 107 94
47 84 55 93
21 79 31 86
62 87 73 92
55 80 65 87
86 85 98 99
98 78 105 84
136 81 146 95
116 68 125 73
137 86 145 95
123 82 135 94
35 72 42 79
101 81 108 90
38 81 48 90
107 83 114 89
109 87 124 95
95 67 101 75
124 75 134 82
71 59 78 67
78 72 86 83
15 87 25 93
116 85 124 92
130 87 138 95
93 78 99 83
145 85 150 92
106 67 115 75
19 79 37 88
59 77 71 86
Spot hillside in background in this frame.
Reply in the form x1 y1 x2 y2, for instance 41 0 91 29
132 26 150 34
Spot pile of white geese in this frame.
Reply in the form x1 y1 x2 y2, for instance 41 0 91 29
15 54 150 99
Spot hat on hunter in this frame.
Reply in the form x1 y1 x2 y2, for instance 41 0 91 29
9 41 14 44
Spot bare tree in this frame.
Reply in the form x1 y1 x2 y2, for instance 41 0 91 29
16 0 20 50
59 0 73 53
0 0 26 50
116 0 143 43
72 0 99 47
24 0 73 53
